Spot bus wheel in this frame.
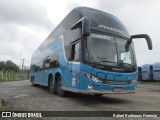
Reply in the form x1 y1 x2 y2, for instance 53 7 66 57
31 80 34 86
56 76 66 97
94 94 104 97
31 77 35 86
49 77 56 94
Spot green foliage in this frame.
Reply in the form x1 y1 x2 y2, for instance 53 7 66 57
0 60 29 82
0 61 5 70
0 97 5 111
0 60 19 72
0 70 29 82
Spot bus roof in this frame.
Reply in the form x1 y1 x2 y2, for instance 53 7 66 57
50 7 130 39
32 7 130 57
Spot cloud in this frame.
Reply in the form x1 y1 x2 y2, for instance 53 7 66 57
0 0 55 67
91 0 160 65
0 0 159 67
0 0 53 29
0 22 48 66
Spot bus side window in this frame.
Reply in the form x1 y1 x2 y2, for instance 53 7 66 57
71 42 80 62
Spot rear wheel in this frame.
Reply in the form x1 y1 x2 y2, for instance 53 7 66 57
31 77 35 86
49 77 56 94
56 75 67 97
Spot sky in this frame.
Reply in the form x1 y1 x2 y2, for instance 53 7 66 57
0 0 160 68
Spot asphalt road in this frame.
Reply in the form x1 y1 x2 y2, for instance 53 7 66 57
0 80 160 120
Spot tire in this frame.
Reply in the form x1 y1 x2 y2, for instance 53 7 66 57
31 78 35 86
94 94 104 97
56 75 67 97
49 77 56 94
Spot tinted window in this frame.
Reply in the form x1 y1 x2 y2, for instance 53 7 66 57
74 42 80 61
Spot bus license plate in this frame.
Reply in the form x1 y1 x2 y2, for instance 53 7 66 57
113 87 123 92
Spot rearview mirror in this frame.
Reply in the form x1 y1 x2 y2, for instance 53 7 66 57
125 34 153 52
71 17 90 36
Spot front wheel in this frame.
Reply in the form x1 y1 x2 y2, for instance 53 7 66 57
56 76 67 97
94 94 104 97
31 79 35 86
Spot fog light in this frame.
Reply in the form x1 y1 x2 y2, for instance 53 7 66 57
87 84 93 90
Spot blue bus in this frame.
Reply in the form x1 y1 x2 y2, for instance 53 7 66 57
141 64 153 81
138 66 142 81
30 7 152 96
153 62 160 81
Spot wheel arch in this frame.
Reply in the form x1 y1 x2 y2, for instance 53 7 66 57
54 69 62 80
48 69 62 87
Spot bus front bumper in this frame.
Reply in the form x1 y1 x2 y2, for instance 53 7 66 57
62 87 135 94
78 89 135 94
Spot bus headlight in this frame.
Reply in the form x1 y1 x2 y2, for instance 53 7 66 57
83 71 102 83
87 84 93 90
131 79 137 83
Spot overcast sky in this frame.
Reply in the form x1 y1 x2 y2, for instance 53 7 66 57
0 0 160 68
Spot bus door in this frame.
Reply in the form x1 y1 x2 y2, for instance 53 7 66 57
70 41 80 89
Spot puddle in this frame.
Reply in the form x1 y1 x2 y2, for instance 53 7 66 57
14 94 30 98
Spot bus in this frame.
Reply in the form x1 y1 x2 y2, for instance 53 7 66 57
138 66 142 81
152 62 160 81
141 64 153 81
30 7 152 96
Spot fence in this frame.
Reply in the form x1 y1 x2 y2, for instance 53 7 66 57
0 70 29 81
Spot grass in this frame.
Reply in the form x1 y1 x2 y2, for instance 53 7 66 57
0 71 29 82
0 79 28 82
0 97 5 111
0 74 29 82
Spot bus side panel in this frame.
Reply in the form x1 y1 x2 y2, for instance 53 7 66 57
58 48 81 91
153 63 160 81
141 65 150 81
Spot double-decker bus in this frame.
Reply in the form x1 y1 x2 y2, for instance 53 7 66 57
153 62 160 81
30 7 152 96
141 64 153 81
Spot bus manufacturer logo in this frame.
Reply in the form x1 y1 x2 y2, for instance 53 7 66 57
112 68 124 72
98 25 125 34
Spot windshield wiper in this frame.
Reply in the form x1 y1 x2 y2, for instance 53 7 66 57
119 62 133 67
100 60 116 63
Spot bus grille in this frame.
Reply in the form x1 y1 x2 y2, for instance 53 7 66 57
102 80 131 85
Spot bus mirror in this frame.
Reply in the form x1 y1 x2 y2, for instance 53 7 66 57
71 17 90 36
125 34 153 52
131 34 152 50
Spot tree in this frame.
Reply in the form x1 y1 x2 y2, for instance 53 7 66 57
0 60 19 72
0 61 5 70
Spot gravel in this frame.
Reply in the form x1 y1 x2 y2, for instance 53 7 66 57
0 80 160 120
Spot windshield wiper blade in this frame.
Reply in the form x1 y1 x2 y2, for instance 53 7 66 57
119 62 133 67
100 60 116 63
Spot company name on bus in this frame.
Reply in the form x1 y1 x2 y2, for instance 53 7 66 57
98 25 125 34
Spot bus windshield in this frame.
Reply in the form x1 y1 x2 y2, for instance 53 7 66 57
84 33 136 67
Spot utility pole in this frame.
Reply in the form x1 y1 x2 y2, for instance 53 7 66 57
22 59 26 70
20 48 27 70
